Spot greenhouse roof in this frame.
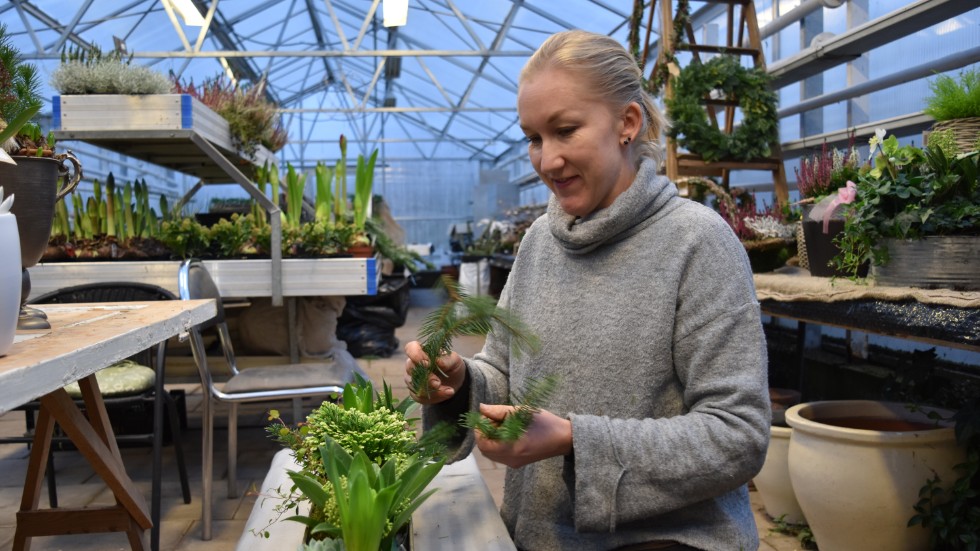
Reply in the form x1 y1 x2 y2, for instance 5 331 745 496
1 0 648 165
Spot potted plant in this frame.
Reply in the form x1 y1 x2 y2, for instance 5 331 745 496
833 130 980 290
785 400 964 551
263 376 451 550
794 140 862 277
685 177 796 273
924 68 980 158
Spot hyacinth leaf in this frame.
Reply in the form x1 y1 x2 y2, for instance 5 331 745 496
408 275 539 398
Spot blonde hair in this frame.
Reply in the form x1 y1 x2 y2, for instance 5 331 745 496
520 30 667 168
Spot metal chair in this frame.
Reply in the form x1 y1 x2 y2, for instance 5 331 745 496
177 258 365 540
4 282 192 551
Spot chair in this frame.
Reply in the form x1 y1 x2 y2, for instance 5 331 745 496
177 258 365 540
3 282 191 551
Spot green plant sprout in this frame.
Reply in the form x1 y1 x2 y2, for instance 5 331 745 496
462 374 559 442
408 275 539 399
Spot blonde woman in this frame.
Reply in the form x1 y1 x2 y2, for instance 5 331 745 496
406 30 769 551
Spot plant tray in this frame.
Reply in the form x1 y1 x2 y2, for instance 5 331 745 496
28 257 380 301
53 94 235 151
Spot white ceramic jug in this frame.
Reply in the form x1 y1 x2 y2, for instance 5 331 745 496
0 186 21 355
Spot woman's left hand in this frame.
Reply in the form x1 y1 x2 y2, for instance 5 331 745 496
474 404 573 468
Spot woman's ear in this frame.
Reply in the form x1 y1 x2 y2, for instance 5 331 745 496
621 101 643 142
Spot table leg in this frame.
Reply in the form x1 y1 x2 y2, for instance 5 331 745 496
13 375 151 551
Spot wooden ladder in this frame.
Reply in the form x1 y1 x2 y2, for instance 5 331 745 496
656 0 789 206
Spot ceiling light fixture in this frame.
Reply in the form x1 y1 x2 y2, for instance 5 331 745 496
168 0 206 26
382 0 408 27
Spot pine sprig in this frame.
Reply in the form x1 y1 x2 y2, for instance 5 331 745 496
462 375 559 442
409 276 539 397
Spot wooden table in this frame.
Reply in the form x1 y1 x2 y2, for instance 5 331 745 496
0 300 216 551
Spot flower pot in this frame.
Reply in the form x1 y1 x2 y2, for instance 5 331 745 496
0 154 81 329
786 400 964 551
872 236 980 291
800 204 849 277
753 425 805 524
0 209 21 355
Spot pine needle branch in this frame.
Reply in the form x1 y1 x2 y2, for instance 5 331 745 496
461 374 559 442
409 275 539 398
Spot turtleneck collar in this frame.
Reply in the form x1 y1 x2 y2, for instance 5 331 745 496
546 158 678 255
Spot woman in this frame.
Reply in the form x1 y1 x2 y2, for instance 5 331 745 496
405 30 770 551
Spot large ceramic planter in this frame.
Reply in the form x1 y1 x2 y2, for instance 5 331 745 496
753 425 805 524
786 400 964 551
873 236 980 291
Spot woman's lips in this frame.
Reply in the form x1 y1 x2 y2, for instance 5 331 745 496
552 176 577 190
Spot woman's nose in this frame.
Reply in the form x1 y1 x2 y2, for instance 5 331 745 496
539 140 564 173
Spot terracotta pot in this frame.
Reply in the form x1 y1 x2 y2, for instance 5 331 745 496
345 244 375 258
786 400 963 551
753 425 805 524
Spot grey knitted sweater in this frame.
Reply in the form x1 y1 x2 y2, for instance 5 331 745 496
424 159 771 551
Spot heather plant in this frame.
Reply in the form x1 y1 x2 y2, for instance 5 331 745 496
171 73 288 156
795 139 861 200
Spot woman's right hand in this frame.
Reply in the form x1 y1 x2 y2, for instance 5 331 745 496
403 340 466 404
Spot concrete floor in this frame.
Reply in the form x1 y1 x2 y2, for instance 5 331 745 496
0 288 801 551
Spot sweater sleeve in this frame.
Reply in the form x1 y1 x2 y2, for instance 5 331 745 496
569 218 771 532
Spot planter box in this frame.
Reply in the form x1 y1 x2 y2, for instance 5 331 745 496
29 258 379 301
54 94 233 151
873 236 980 291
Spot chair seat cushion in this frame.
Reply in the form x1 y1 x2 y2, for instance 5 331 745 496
222 349 365 394
64 360 156 398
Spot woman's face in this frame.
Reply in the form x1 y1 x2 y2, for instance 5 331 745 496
518 66 640 218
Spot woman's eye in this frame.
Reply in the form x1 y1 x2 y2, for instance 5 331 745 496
526 135 541 146
558 127 576 137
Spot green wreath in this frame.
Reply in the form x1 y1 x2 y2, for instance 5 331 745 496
666 55 779 163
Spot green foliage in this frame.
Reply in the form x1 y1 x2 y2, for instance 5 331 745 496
158 216 211 258
0 23 42 145
832 134 980 278
769 515 817 550
51 43 172 95
462 374 559 442
408 275 540 398
285 162 306 229
287 439 444 551
353 149 379 231
365 217 433 273
925 68 980 122
268 375 447 482
666 54 779 163
909 398 980 551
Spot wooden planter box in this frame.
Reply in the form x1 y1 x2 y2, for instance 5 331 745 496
28 258 380 301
